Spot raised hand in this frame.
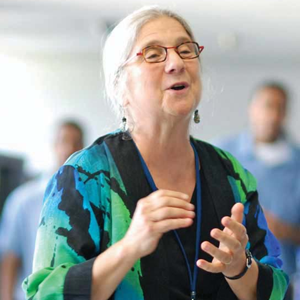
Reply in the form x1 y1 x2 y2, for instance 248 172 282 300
197 203 248 278
123 189 195 258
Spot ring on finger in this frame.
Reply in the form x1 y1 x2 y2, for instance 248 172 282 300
224 255 233 265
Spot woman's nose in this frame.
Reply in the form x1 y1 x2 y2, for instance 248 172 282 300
164 49 185 74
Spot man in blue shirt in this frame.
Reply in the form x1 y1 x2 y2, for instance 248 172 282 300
0 120 84 300
214 82 300 299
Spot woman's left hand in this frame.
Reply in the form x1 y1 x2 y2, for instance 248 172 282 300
197 203 249 278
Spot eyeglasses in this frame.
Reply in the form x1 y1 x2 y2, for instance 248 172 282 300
137 41 204 63
123 41 204 66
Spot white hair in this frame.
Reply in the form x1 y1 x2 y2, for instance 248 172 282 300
102 5 196 118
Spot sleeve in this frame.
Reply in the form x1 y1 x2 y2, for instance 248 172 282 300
225 151 289 300
22 164 108 300
245 190 289 300
0 190 24 258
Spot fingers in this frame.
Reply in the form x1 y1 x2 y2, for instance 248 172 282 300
196 259 225 273
153 217 193 233
231 202 244 223
152 189 190 202
125 189 195 258
150 189 194 209
201 241 233 265
197 203 250 276
150 197 195 211
136 189 195 218
221 203 246 242
211 229 244 252
150 207 195 221
221 217 247 242
198 231 248 274
133 189 195 234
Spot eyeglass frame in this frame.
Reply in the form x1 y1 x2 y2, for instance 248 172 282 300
123 41 204 66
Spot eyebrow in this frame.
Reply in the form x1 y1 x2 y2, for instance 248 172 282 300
139 36 192 49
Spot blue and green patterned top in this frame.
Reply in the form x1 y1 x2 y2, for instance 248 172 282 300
23 132 289 300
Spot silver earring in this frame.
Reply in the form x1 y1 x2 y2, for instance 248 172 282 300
121 116 127 133
193 109 200 124
120 111 131 140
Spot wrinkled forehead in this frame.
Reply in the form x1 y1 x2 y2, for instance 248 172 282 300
134 16 192 49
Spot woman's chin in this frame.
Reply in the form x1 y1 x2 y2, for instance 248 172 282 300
168 105 195 118
163 110 194 124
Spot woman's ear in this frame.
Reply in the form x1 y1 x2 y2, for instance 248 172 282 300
122 98 129 107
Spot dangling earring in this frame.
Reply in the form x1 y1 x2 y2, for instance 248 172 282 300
120 109 131 140
193 109 200 124
121 116 127 133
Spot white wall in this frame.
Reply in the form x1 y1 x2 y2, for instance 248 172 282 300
1 52 299 174
0 53 114 174
193 60 300 142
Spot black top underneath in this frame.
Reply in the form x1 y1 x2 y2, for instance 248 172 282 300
162 168 226 300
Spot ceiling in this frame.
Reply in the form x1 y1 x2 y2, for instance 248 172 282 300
1 0 300 63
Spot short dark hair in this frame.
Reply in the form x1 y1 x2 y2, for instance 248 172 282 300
58 120 84 137
252 81 289 102
55 119 85 144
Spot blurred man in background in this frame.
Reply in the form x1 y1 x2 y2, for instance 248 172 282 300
214 81 300 300
0 120 84 300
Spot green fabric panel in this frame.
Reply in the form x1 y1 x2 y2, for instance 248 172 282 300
213 146 228 160
269 266 289 300
228 175 246 204
23 263 71 300
223 150 257 193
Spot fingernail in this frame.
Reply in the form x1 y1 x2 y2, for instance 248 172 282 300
211 229 218 237
189 204 195 210
202 244 209 251
223 217 231 226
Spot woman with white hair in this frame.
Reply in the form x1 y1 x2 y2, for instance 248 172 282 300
23 6 288 300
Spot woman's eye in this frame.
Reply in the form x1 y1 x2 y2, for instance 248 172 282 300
144 48 164 61
180 50 192 54
146 53 159 59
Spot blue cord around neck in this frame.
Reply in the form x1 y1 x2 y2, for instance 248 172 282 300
136 141 202 300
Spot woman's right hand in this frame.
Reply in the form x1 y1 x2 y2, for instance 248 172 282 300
91 189 194 300
122 189 195 258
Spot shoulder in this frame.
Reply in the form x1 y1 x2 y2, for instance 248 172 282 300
290 142 300 157
192 137 235 168
192 137 257 193
279 136 300 164
192 136 241 164
44 132 124 203
64 131 121 172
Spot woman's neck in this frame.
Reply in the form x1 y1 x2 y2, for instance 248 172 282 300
131 120 194 170
127 114 198 197
131 121 196 197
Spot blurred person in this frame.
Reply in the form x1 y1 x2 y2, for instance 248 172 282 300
23 7 288 300
214 81 300 299
0 120 84 300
